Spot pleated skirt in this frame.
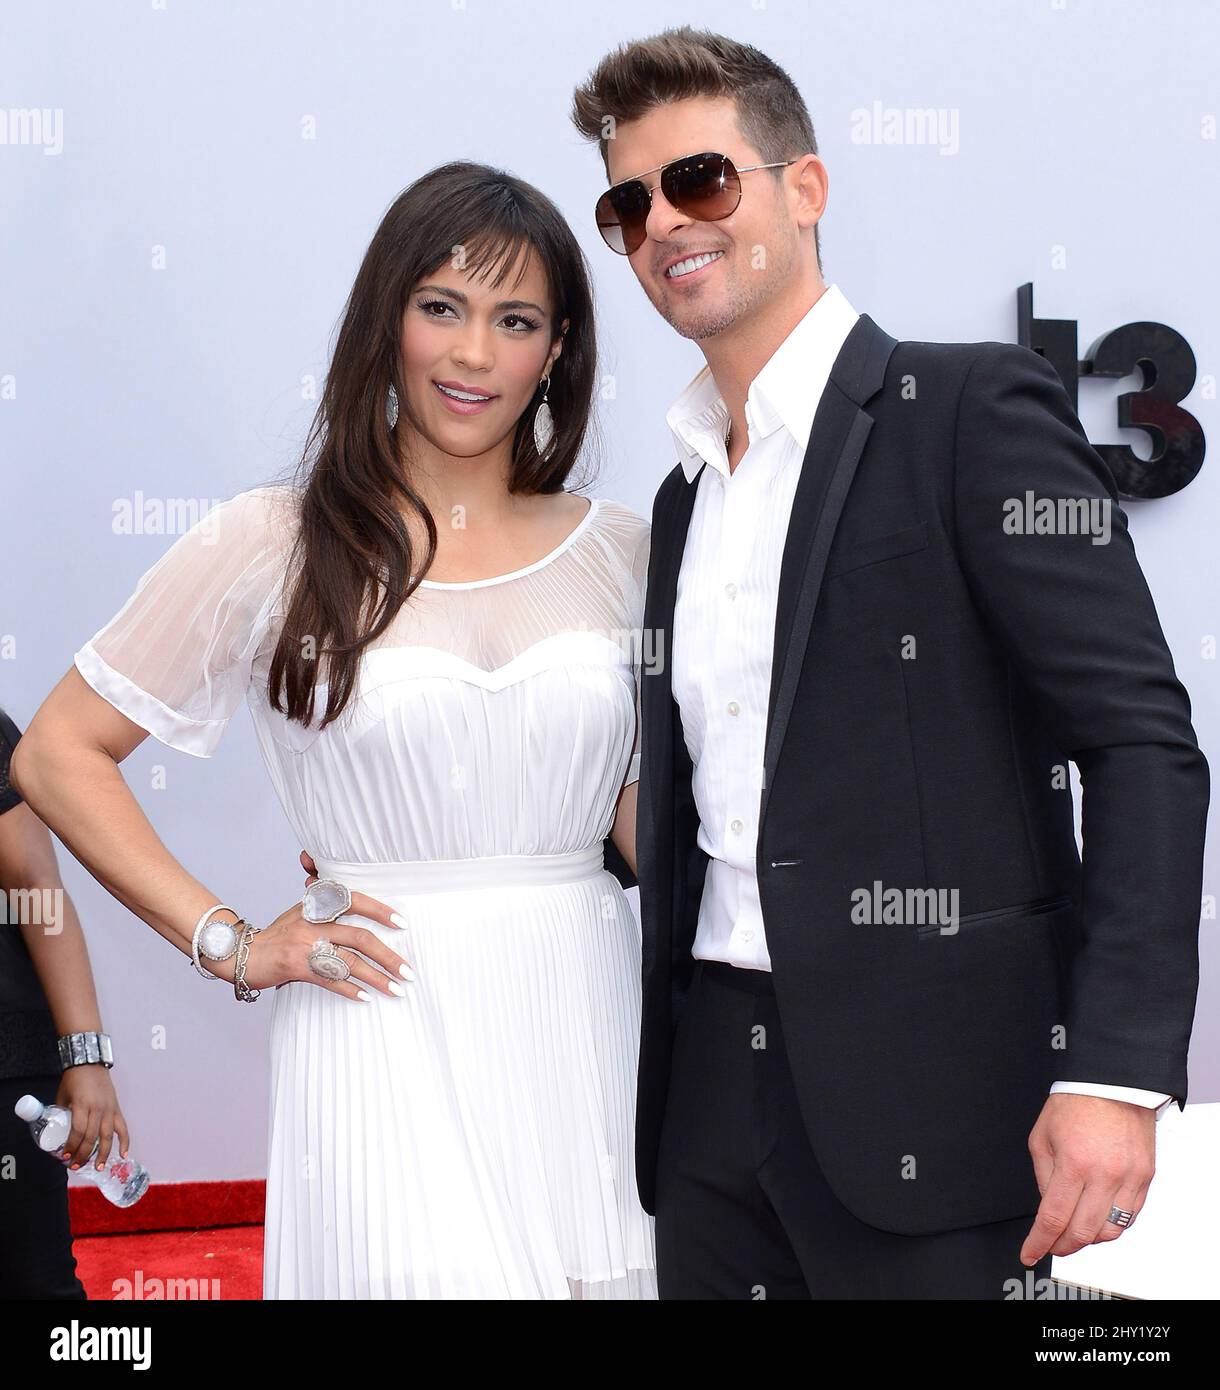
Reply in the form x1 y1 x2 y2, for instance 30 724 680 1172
262 846 657 1299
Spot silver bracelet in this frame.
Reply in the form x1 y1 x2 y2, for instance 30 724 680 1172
233 920 263 1003
58 1031 114 1070
191 903 241 980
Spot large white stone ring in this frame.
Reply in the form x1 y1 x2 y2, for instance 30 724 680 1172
308 938 353 982
302 877 353 923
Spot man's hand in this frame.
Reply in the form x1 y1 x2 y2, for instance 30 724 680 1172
1021 1093 1155 1266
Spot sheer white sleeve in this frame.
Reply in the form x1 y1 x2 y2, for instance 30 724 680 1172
73 486 296 758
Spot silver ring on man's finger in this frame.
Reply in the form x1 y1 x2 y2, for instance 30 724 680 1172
1106 1205 1135 1229
308 938 353 982
302 877 353 923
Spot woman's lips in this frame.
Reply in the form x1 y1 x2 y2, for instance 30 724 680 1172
432 381 498 415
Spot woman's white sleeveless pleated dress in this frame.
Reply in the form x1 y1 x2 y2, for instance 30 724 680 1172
73 484 657 1299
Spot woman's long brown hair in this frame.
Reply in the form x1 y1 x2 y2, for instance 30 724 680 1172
267 161 599 731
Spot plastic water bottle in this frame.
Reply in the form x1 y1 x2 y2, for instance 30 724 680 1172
13 1094 149 1207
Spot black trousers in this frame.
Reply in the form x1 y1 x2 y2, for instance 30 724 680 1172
0 1073 88 1299
654 959 1053 1299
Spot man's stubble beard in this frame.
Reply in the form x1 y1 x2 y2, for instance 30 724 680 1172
649 217 800 343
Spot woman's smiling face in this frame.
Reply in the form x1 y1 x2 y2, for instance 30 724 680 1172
398 243 564 460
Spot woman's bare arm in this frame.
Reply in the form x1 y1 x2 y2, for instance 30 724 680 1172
0 787 134 1169
609 779 638 879
0 793 103 1037
11 667 234 962
11 667 408 998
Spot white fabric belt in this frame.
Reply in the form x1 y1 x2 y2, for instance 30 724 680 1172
310 845 606 896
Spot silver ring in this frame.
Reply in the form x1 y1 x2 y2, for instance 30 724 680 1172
1107 1205 1135 1228
302 877 353 923
308 938 353 982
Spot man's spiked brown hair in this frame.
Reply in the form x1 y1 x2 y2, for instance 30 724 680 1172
570 26 822 273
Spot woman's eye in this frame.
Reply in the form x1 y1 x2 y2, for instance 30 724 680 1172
416 299 538 332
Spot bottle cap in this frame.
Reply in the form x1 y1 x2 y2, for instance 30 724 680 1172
14 1094 44 1122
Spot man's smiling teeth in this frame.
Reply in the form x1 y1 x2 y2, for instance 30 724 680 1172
436 383 493 402
665 250 724 279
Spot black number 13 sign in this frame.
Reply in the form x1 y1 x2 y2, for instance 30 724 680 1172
1017 283 1205 500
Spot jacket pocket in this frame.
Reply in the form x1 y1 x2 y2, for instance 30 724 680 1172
916 892 1074 939
827 521 929 577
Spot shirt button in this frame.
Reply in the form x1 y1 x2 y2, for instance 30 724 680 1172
730 818 743 834
727 700 740 716
724 582 737 599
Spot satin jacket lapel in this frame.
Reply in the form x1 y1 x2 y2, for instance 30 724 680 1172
760 314 898 824
637 460 705 926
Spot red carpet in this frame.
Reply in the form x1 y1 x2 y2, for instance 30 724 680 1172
68 1181 266 1300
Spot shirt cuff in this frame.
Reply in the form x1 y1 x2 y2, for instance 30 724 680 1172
1050 1080 1176 1117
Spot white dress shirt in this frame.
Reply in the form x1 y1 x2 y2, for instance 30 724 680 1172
665 282 1172 1117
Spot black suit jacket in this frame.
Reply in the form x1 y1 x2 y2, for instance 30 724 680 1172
634 313 1209 1234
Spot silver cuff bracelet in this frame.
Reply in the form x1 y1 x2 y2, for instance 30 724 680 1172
58 1031 114 1070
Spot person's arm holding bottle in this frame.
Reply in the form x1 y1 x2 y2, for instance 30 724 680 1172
0 767 127 1173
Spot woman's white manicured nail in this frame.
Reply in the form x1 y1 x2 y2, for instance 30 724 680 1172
390 913 407 929
356 989 371 1002
387 981 406 997
399 963 416 982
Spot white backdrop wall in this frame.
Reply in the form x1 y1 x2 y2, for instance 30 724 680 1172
2 0 1216 1185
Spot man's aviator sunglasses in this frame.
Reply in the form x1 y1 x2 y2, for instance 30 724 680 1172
595 151 799 256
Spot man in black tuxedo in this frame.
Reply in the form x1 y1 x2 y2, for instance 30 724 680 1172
574 28 1209 1298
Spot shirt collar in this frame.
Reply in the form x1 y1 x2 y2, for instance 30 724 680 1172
666 283 860 483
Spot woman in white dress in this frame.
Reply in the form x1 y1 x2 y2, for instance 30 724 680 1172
12 162 656 1298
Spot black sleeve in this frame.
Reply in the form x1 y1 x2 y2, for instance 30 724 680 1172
953 342 1210 1103
0 707 24 816
603 833 638 892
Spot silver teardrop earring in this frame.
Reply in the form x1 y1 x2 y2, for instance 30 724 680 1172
386 382 399 429
533 375 555 459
